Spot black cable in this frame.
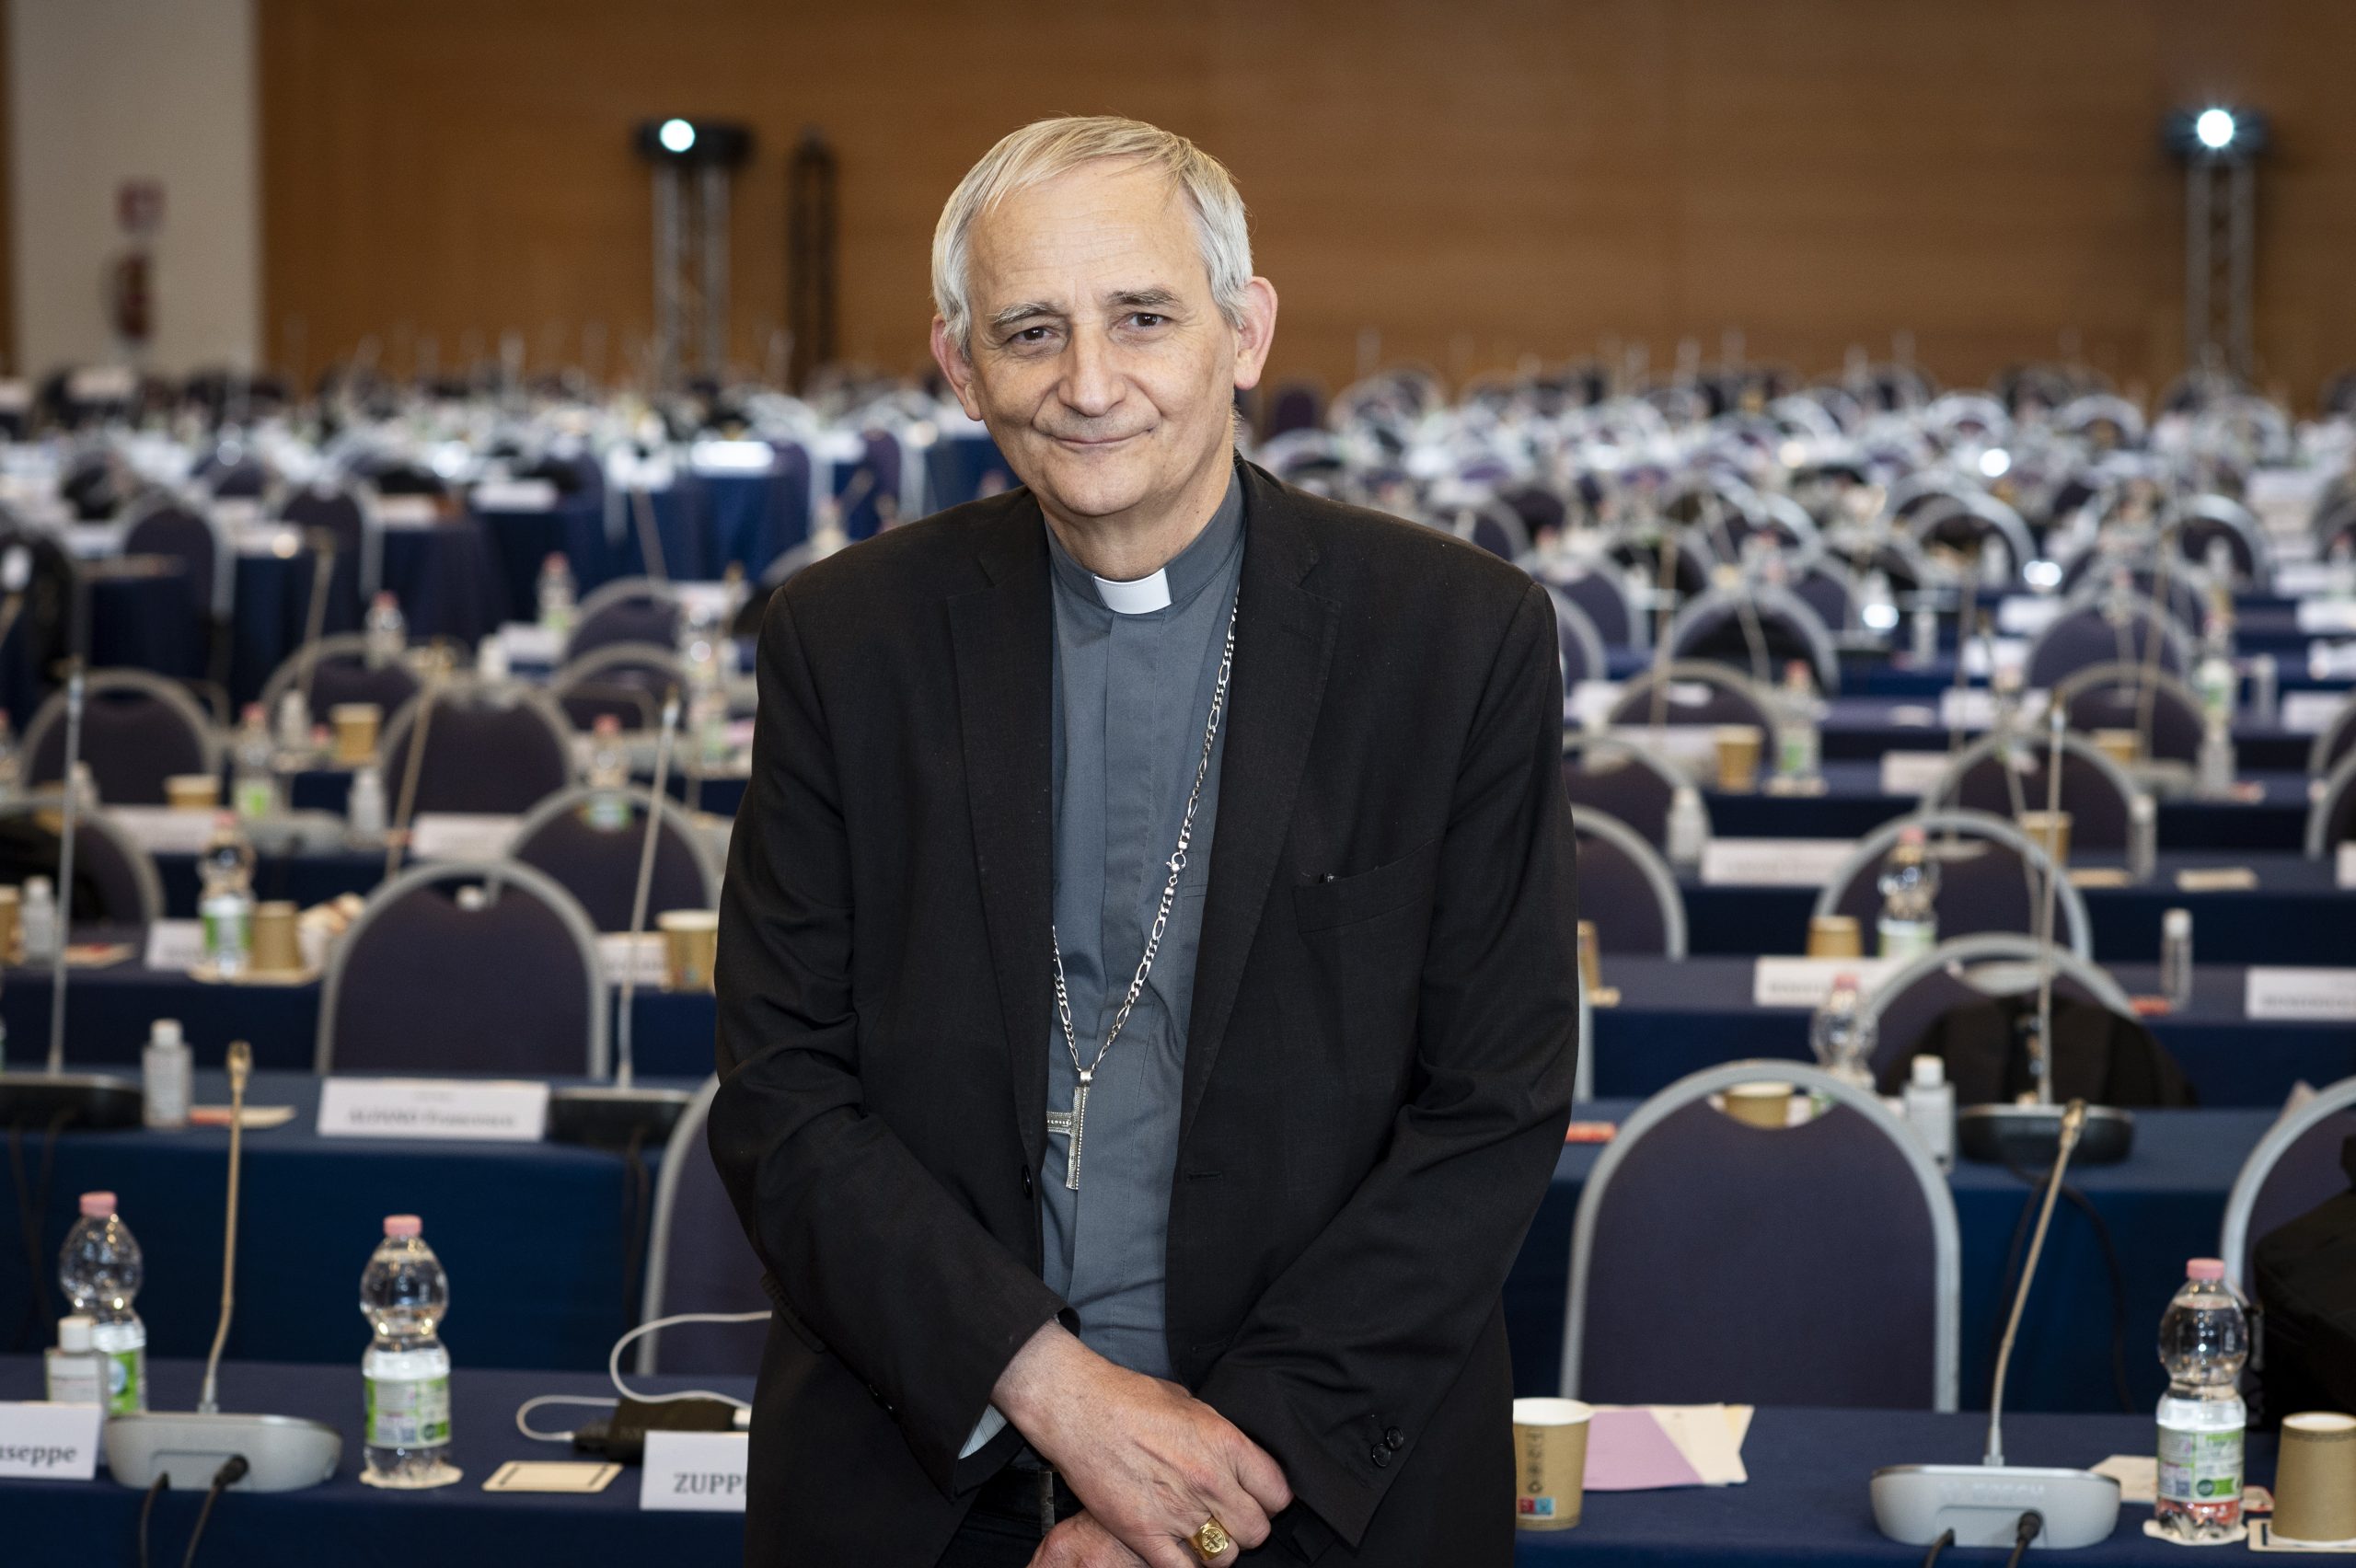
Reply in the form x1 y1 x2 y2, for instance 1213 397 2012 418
180 1455 247 1568
1920 1526 1956 1566
136 1470 167 1568
2005 1510 2043 1568
2004 1155 2134 1412
618 1125 650 1325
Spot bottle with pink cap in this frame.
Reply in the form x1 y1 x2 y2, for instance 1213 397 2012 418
56 1191 145 1414
359 1213 457 1488
2155 1256 2248 1541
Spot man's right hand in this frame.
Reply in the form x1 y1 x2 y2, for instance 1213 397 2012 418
993 1321 1292 1566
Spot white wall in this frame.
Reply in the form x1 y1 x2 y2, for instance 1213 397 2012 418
9 0 259 375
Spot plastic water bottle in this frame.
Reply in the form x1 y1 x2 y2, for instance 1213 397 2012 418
58 1192 145 1414
1903 1055 1955 1171
360 1215 458 1488
347 762 387 837
275 688 311 755
141 1018 190 1131
1876 824 1940 960
1665 784 1708 870
583 715 631 830
20 875 58 963
2196 714 2236 800
364 592 407 667
1809 973 1875 1087
2161 907 2195 1010
536 554 575 636
2195 616 2236 723
1774 660 1820 787
199 812 257 978
2155 1258 2248 1541
233 702 277 819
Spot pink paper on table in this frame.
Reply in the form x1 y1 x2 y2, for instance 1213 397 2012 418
1583 1407 1705 1492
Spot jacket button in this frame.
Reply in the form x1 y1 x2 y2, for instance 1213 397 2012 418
1385 1427 1404 1450
1022 1168 1034 1198
1369 1446 1390 1468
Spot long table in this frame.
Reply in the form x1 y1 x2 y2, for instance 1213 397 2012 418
0 1358 2230 1566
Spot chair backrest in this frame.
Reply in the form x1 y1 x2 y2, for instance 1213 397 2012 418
2025 594 2189 689
1814 809 2091 958
380 677 576 815
317 859 606 1076
568 577 681 662
1542 566 1638 649
637 1076 771 1376
1665 584 1840 692
2304 749 2356 859
1562 733 1697 850
509 785 721 931
1907 490 2035 587
1573 808 1686 957
1542 587 1609 688
2221 1078 2356 1297
2170 495 2269 591
0 798 165 923
1923 732 2142 849
1792 564 1858 636
1563 1060 1958 1410
1605 661 1777 733
1859 933 2135 1083
257 632 422 721
22 670 220 805
122 502 222 618
2054 662 2207 767
549 642 688 733
2309 693 2356 779
283 485 367 553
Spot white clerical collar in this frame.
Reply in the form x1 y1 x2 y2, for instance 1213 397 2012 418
1091 568 1172 615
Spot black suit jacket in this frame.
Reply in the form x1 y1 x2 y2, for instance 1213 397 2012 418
709 461 1580 1565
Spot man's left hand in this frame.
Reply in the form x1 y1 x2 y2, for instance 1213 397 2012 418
1030 1510 1151 1568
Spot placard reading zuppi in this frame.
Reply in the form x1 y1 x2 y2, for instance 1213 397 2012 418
641 1431 748 1512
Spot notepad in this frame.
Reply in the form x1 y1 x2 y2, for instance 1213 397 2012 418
1583 1404 1750 1492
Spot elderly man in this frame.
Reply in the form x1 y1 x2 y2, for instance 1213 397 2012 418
710 116 1578 1568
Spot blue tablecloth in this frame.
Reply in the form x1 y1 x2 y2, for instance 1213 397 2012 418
1513 1103 2266 1417
1592 954 2356 1109
0 1072 689 1369
471 494 612 625
0 1363 2235 1565
0 1358 743 1562
1813 696 2317 774
1680 849 2355 965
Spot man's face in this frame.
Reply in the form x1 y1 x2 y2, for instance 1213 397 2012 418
933 160 1274 525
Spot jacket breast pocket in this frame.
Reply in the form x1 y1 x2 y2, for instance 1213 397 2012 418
1291 837 1443 933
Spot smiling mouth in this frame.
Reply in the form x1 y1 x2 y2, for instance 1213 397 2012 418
1051 432 1141 449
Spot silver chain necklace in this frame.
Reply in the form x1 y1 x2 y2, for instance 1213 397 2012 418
1045 587 1238 1191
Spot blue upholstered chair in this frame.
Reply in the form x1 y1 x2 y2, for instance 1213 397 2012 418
2220 1077 2356 1296
637 1076 771 1376
568 577 681 662
1858 933 2135 1086
1562 1061 1959 1410
258 632 422 723
1573 808 1686 957
1561 734 1699 852
380 677 575 815
509 785 719 932
1813 810 2090 958
549 643 686 733
1923 732 2142 849
21 670 219 805
2054 663 2207 767
1605 661 1778 735
2025 594 2189 690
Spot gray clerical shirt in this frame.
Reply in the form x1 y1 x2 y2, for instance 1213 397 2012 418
1039 466 1245 1379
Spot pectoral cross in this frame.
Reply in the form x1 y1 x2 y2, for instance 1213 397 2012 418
1044 1068 1093 1191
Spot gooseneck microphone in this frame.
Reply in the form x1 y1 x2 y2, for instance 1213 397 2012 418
106 1041 343 1491
1871 1101 2123 1550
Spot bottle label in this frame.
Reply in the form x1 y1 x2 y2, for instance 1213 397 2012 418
365 1372 452 1449
2158 1424 2243 1508
105 1347 142 1415
1877 917 1937 962
201 896 250 964
236 778 274 819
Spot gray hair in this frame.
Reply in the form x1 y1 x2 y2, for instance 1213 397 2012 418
931 116 1252 353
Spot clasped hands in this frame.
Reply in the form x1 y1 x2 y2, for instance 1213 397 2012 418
992 1321 1292 1567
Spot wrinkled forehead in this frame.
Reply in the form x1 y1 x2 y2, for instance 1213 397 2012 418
964 160 1212 315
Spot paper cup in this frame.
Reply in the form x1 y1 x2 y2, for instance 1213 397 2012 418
1576 920 1602 993
658 909 720 992
0 885 19 964
2015 809 2072 866
1807 915 1863 959
2092 729 2142 767
1512 1397 1590 1531
1725 1080 1794 1129
330 703 381 765
2274 1412 2356 1544
250 901 303 974
166 774 220 811
1714 725 1763 793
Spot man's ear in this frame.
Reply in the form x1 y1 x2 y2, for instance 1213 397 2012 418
1229 278 1280 393
930 317 984 421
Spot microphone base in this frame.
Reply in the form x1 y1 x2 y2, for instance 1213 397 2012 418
106 1411 341 1492
1873 1463 2121 1549
547 1085 694 1148
0 1070 143 1130
1958 1102 2135 1167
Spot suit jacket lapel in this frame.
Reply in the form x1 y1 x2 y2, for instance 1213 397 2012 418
1181 463 1339 1141
947 498 1056 1172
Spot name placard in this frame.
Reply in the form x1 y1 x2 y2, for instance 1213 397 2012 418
317 1078 550 1142
0 1401 103 1480
2341 845 2356 892
1996 597 2063 636
371 495 440 528
641 1431 748 1512
110 805 230 856
471 478 559 513
494 623 563 668
1751 956 1903 1009
2297 602 2356 636
597 932 668 987
1959 637 2027 678
1937 687 2049 731
408 813 522 862
2283 690 2349 736
1878 751 1956 797
1699 838 1857 888
2246 968 2356 1022
65 366 134 403
142 919 206 974
1602 724 1718 778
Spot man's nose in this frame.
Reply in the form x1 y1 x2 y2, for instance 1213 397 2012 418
1057 326 1121 420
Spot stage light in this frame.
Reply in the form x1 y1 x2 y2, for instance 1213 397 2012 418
2025 559 2063 591
2194 109 2235 152
1977 448 2012 478
2164 104 2267 162
658 118 696 155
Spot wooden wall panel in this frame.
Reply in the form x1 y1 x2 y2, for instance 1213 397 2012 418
258 0 2356 404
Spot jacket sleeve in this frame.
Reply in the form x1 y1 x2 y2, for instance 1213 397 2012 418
705 588 1072 1493
1195 581 1580 1548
